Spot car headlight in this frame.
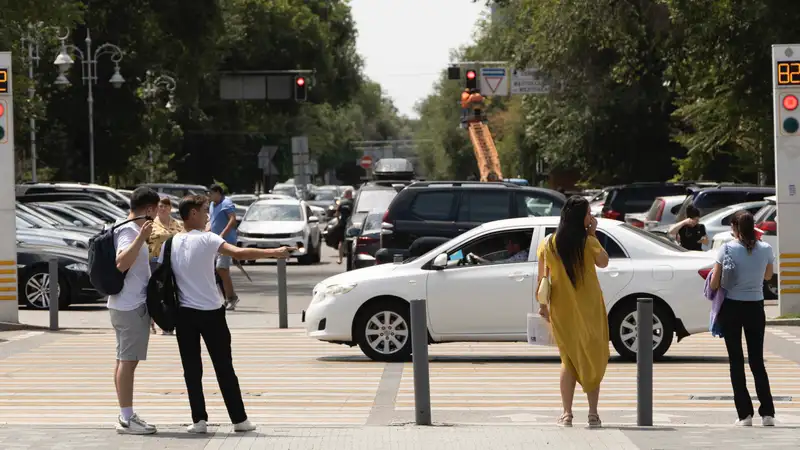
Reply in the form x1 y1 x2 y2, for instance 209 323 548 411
66 262 89 272
238 231 250 238
312 283 357 303
292 231 305 238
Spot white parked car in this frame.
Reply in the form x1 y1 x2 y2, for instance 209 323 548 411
304 217 716 362
642 195 687 230
237 199 322 265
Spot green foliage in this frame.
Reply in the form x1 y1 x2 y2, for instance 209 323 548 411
414 0 800 184
7 0 403 190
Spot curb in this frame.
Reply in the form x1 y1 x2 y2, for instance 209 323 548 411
766 318 800 326
0 322 51 332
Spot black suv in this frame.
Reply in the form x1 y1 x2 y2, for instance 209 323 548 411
380 181 566 252
674 185 775 221
600 182 716 221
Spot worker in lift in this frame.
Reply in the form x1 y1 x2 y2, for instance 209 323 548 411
465 89 485 123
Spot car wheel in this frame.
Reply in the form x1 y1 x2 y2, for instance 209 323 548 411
19 267 70 310
313 239 322 263
355 300 413 362
609 301 674 362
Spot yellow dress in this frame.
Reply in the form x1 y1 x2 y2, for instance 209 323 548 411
537 235 609 393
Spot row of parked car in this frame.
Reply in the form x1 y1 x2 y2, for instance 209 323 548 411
13 182 213 310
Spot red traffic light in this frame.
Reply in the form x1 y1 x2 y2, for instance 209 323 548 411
296 77 306 87
0 102 4 117
784 94 798 111
466 70 476 80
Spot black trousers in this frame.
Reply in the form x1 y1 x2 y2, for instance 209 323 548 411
719 299 775 420
176 306 247 424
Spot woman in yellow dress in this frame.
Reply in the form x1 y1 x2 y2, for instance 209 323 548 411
537 196 610 428
147 197 184 334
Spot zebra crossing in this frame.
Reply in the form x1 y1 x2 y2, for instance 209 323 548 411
1 329 800 426
0 329 379 426
396 333 800 424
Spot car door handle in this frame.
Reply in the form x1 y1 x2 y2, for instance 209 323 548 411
605 267 620 277
508 272 532 280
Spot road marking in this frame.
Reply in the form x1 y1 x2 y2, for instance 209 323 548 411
0 331 44 344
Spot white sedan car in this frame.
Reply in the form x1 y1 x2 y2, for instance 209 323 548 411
237 199 322 265
304 217 716 362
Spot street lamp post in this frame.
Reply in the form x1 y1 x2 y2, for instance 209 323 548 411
54 28 126 184
21 23 49 183
141 70 176 183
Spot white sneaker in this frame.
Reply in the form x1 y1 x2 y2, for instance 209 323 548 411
226 297 240 311
734 415 753 427
233 419 256 432
762 416 776 427
187 420 208 434
116 413 157 434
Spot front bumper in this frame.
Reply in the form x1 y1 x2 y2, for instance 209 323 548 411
353 253 376 269
304 296 358 343
238 235 307 257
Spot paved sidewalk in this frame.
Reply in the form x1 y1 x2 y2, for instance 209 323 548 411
0 425 798 449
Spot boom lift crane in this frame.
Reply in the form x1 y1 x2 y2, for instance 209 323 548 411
460 70 503 182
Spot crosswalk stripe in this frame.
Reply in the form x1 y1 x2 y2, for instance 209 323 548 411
2 330 799 425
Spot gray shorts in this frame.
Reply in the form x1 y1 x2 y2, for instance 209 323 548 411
216 254 233 269
109 304 151 361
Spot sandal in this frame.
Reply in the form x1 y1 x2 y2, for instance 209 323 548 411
588 413 602 428
557 412 573 427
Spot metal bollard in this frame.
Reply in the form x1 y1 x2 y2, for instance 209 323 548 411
48 258 59 331
410 299 432 425
277 258 288 329
636 297 653 426
393 254 403 263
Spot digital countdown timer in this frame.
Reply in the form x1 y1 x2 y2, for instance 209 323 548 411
0 68 8 93
778 61 800 85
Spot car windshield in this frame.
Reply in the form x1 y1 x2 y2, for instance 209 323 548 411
244 204 303 221
29 206 73 226
17 212 52 228
355 189 397 213
231 197 257 207
623 223 688 252
50 205 104 225
313 190 337 201
16 216 34 228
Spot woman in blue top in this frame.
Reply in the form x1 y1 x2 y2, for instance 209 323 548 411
710 211 775 427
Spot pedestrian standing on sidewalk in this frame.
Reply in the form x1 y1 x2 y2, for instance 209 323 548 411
710 210 776 427
162 195 294 434
109 186 161 435
335 189 354 265
208 184 240 310
536 196 610 428
147 196 184 335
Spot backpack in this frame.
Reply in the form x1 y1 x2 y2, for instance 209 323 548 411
87 216 148 296
146 236 180 332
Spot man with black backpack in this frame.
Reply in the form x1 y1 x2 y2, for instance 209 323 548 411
159 195 293 434
107 186 160 435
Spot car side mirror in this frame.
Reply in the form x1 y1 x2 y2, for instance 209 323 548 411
73 220 82 226
432 253 448 270
345 227 361 238
309 216 319 224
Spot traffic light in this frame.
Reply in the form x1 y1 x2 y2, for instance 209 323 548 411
0 100 6 142
448 66 461 80
294 75 307 101
780 93 800 134
466 69 478 90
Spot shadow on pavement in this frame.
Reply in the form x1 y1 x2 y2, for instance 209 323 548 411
316 355 733 364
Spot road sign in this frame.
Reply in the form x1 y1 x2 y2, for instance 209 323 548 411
359 155 373 169
480 67 508 96
291 136 309 155
257 145 279 174
772 43 800 316
511 68 550 95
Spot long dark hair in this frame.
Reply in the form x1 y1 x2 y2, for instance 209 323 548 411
731 210 757 254
550 196 590 287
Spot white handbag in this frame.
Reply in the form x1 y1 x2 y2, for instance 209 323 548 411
527 313 556 346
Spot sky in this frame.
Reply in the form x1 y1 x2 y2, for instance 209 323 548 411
349 0 488 119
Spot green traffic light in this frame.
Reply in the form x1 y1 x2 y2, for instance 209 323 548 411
784 117 800 134
0 126 4 141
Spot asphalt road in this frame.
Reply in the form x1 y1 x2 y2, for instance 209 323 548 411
17 244 346 329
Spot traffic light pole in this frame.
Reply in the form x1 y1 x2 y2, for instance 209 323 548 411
0 51 20 324
772 44 800 315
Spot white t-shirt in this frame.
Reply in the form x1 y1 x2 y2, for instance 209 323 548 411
107 221 150 311
160 230 226 311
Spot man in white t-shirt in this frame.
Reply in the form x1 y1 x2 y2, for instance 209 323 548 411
108 186 160 435
160 195 293 434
